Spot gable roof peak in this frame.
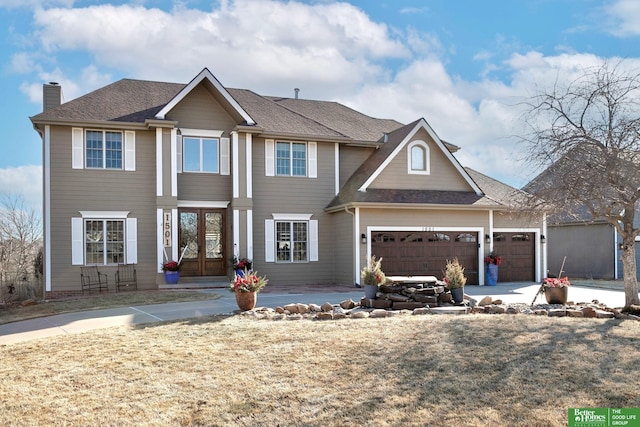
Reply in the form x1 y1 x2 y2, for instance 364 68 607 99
155 68 256 125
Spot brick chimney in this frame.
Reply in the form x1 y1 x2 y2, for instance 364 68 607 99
43 82 62 112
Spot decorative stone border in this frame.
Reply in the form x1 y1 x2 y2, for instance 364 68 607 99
235 296 640 321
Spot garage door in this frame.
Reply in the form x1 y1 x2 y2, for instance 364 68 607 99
371 231 479 285
492 232 535 282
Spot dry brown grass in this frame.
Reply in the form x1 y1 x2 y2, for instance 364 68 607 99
0 291 221 325
1 314 638 426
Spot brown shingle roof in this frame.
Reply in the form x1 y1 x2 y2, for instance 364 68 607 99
227 89 347 139
31 79 184 123
31 75 402 143
267 96 403 142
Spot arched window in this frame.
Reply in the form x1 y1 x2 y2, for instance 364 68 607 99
407 141 430 174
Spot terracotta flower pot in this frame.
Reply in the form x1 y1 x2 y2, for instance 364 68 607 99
235 291 257 311
544 286 568 304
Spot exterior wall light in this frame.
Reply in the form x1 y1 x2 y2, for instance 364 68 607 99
361 233 367 244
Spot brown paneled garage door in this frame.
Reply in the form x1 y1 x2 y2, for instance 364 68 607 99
492 232 535 282
371 231 479 285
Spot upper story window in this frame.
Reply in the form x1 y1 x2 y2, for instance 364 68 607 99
408 140 430 175
72 128 135 171
183 137 219 173
86 130 122 169
277 141 306 176
265 139 317 178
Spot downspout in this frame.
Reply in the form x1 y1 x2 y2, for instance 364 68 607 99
344 207 359 285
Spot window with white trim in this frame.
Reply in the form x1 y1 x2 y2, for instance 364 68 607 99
71 213 137 266
276 221 307 262
265 215 318 262
277 141 306 176
408 140 430 175
86 130 122 169
183 137 219 173
85 219 125 264
72 128 135 171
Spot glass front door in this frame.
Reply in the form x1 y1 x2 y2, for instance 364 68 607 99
179 209 225 276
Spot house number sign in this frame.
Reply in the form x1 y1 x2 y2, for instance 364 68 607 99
163 212 172 247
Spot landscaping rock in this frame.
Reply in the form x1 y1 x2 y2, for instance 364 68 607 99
392 301 426 310
548 309 566 317
296 303 310 314
339 299 356 309
370 299 393 309
595 309 615 319
413 307 432 315
386 293 409 302
369 309 389 318
309 304 322 312
581 307 596 318
275 306 285 314
284 303 299 314
478 296 493 306
317 312 333 320
413 294 438 304
350 311 369 319
321 302 334 312
566 309 584 318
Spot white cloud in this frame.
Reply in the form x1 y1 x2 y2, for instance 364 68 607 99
29 1 408 99
605 0 640 36
15 0 640 189
0 166 42 213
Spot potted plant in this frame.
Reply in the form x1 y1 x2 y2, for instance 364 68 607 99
538 277 570 304
162 260 181 284
444 258 467 304
233 256 252 277
229 270 268 311
360 256 386 299
484 252 501 286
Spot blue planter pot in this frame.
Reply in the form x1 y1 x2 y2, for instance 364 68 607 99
164 271 180 284
486 264 498 286
235 268 244 277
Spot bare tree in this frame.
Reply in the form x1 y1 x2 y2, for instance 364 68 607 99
522 61 640 308
0 195 42 288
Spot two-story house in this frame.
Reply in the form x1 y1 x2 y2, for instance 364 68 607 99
30 68 546 297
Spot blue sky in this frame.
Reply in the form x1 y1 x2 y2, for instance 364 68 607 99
2 0 640 210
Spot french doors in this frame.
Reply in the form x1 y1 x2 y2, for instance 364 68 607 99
179 208 226 276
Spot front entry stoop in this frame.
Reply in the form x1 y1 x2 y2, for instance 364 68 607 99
159 276 230 290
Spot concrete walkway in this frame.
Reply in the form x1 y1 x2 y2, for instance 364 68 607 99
0 282 631 345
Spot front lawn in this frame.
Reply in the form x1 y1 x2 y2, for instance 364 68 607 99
1 314 638 426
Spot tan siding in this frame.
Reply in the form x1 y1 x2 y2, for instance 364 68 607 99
251 138 336 285
166 84 237 130
177 174 232 201
49 126 158 292
339 145 374 188
370 128 472 191
331 210 355 284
